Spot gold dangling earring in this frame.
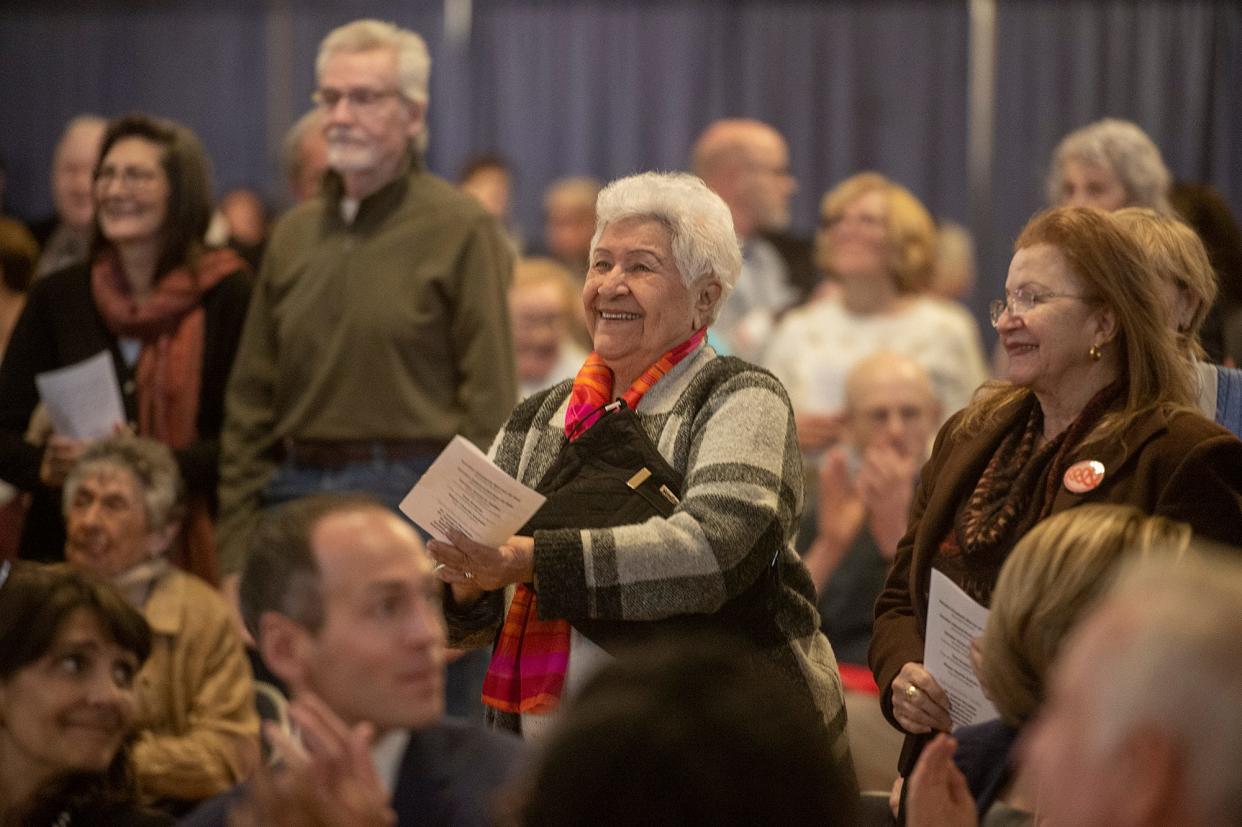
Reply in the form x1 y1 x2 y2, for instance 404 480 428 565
1088 344 1102 361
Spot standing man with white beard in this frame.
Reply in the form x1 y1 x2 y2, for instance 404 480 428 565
217 20 516 716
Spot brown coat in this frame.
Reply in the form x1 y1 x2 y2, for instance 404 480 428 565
870 397 1242 728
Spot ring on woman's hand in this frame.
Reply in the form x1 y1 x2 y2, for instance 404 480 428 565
464 571 475 579
905 684 920 700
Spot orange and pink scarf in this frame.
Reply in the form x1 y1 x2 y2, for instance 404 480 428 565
481 327 706 714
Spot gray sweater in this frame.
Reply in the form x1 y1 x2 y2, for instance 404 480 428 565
447 345 850 761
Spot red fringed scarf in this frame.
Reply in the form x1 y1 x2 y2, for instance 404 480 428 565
91 246 244 583
481 327 707 714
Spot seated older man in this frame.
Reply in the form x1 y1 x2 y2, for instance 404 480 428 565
62 437 258 810
801 352 940 666
800 351 938 791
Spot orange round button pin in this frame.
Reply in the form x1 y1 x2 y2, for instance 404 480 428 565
1063 460 1105 494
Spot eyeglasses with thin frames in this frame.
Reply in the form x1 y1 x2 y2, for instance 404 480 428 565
989 289 1093 328
312 87 404 111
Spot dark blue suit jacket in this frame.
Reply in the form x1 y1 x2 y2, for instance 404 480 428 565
180 718 524 827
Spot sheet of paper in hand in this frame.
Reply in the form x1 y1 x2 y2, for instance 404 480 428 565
35 351 126 439
924 569 1001 730
399 435 546 547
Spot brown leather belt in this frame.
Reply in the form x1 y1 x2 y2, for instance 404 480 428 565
280 438 447 469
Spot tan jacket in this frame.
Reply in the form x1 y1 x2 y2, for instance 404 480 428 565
132 568 260 802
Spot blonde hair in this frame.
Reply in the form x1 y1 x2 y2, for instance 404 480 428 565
817 172 935 293
954 207 1195 448
512 257 579 320
1112 207 1217 360
981 505 1193 726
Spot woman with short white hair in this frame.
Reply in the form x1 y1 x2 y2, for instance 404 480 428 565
431 172 851 765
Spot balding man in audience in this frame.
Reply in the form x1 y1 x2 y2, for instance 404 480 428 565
691 118 815 360
183 494 523 826
801 352 937 790
30 115 106 277
1022 553 1242 827
803 352 938 664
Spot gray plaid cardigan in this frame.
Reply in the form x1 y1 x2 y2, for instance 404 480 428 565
446 345 850 757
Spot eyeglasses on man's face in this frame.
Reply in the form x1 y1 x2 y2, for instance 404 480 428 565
989 288 1092 328
312 86 404 111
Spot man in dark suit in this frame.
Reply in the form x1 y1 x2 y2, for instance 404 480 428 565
182 494 523 826
691 118 817 361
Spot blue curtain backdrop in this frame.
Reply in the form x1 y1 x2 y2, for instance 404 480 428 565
2 0 1239 331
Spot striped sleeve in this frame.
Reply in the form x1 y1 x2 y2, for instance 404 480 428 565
534 368 802 622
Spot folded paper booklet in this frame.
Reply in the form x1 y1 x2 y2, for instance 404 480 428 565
924 569 1000 730
399 435 546 547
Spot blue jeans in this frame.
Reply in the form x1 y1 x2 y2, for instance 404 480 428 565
260 449 491 721
261 450 435 518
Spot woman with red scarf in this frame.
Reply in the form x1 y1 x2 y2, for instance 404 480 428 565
0 114 250 581
430 172 851 765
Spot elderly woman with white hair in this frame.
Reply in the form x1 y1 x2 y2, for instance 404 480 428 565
430 172 850 760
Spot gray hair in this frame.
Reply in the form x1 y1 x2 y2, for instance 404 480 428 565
1084 552 1242 823
63 437 185 532
316 19 430 105
1047 118 1173 215
316 19 431 153
590 172 741 325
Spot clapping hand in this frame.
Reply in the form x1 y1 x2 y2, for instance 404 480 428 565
228 693 395 827
905 733 977 827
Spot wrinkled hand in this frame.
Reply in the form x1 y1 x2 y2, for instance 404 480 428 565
795 411 846 453
427 530 535 593
38 434 88 487
803 449 865 592
228 692 395 827
905 733 977 827
892 662 953 734
856 441 917 561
